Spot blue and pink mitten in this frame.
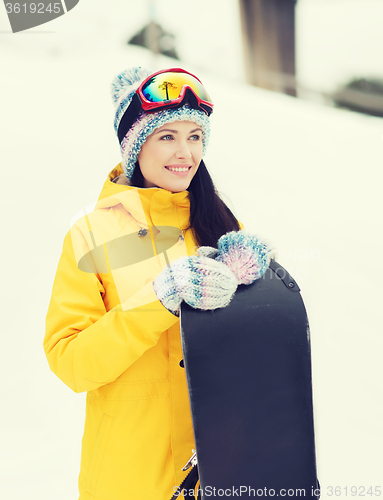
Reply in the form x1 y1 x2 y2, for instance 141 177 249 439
153 230 274 316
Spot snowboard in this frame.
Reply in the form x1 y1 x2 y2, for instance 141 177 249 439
178 260 320 499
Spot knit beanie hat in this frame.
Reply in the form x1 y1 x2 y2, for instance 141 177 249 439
111 67 211 179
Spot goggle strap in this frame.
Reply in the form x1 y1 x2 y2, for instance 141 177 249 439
117 93 142 144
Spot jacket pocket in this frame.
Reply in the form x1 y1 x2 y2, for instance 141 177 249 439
86 413 114 496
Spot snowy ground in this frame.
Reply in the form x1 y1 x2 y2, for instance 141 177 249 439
0 2 382 499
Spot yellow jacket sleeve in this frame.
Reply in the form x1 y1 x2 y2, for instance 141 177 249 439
44 230 178 394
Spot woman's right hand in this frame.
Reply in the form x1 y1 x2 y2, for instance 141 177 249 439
152 255 238 316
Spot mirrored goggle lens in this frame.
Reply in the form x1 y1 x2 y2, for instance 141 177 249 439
141 72 211 103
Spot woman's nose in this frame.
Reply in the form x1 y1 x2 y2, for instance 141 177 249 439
175 141 192 158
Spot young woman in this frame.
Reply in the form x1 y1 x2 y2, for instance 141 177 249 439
44 67 272 500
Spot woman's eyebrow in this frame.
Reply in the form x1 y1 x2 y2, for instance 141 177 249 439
155 128 178 134
155 127 203 134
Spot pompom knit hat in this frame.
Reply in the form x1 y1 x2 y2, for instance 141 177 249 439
111 67 211 180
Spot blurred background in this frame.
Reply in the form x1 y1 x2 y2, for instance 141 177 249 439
3 0 383 114
0 1 382 499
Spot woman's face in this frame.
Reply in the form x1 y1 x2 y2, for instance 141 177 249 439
137 121 203 192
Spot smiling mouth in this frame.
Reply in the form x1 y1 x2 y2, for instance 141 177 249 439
165 166 192 172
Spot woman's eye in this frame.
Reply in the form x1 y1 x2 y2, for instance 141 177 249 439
160 134 173 141
190 134 201 141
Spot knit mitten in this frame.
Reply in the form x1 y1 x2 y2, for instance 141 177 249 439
153 255 238 316
215 230 274 285
195 246 219 259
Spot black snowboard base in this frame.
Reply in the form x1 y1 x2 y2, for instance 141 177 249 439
180 260 319 499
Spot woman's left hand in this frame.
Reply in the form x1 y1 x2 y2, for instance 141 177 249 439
199 230 275 285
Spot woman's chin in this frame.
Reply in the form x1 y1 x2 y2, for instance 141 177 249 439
158 178 192 192
164 184 190 193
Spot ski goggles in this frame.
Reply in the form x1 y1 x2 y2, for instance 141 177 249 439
117 68 214 143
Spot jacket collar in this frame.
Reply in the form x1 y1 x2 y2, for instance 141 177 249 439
95 164 191 229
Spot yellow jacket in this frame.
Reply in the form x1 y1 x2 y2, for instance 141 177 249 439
44 164 198 499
